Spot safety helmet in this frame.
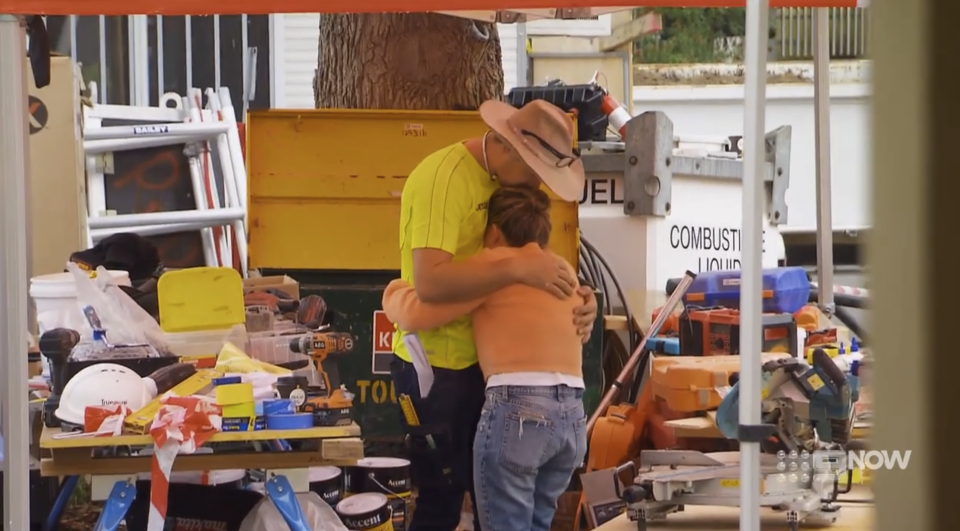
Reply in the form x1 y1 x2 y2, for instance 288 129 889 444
55 363 152 427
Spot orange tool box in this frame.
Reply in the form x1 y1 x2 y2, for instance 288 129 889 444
650 354 791 412
678 308 798 357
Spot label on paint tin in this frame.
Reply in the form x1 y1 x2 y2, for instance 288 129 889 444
289 388 307 407
387 497 408 531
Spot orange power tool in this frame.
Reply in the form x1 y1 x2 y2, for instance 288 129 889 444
289 331 355 411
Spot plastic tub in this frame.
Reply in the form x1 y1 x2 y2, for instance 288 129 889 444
30 270 131 319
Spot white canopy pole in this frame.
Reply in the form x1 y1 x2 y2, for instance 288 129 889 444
0 14 34 531
813 8 835 312
738 0 768 529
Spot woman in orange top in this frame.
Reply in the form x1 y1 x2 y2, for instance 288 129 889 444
382 187 585 531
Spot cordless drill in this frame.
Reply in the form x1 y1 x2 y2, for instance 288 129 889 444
289 332 355 411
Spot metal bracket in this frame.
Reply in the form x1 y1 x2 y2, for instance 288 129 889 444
601 111 792 224
765 125 792 225
621 111 674 217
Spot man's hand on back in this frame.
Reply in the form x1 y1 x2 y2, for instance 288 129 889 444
573 286 598 343
512 243 577 299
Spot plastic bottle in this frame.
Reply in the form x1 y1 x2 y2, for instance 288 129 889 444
851 337 860 352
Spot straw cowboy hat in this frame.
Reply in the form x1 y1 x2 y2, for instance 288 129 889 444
479 99 585 202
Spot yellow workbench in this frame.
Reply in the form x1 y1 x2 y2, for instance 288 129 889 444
595 486 874 530
39 424 363 476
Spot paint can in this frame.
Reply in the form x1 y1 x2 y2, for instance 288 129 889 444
344 457 411 531
336 492 393 531
309 466 344 507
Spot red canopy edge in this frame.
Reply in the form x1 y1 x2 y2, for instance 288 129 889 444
0 0 867 16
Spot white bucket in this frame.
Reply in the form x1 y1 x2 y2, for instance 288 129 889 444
30 270 132 320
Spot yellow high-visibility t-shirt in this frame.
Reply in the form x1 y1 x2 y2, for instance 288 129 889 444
392 142 499 370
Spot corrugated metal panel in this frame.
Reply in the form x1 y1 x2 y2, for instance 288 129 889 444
778 7 870 59
281 13 320 108
499 23 519 90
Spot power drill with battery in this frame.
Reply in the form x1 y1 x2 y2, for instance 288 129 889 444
289 331 356 412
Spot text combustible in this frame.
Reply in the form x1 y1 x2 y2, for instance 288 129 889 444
670 224 765 272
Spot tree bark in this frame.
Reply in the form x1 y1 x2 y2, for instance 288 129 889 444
314 14 504 110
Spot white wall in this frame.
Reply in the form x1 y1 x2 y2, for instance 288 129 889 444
272 14 321 109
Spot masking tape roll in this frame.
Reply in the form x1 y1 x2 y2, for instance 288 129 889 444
221 402 256 418
263 399 296 416
216 382 254 406
266 413 314 430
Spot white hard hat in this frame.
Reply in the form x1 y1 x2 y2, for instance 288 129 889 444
55 363 153 427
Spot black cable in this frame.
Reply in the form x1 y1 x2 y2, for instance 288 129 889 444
578 246 596 289
581 236 639 350
834 306 868 345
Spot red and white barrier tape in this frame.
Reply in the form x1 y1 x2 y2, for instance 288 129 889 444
147 396 222 531
811 282 869 298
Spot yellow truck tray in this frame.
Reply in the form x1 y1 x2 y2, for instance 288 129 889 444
246 109 579 271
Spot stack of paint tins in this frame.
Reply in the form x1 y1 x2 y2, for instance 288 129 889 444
336 457 412 531
214 377 264 431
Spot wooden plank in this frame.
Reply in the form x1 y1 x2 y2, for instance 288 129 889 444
598 12 663 52
41 437 365 476
663 412 724 438
40 423 361 449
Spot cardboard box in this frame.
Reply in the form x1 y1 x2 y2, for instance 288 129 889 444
243 275 300 300
28 55 86 277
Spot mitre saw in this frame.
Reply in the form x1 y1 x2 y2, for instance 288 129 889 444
616 348 861 531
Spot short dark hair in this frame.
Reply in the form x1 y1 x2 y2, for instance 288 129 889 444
487 187 552 247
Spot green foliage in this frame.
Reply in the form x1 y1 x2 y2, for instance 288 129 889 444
635 7 747 64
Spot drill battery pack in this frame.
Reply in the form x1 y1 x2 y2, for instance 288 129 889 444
678 308 798 356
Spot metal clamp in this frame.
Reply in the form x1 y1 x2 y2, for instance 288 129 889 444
265 474 312 531
92 480 137 531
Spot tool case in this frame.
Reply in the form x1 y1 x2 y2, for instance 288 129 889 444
651 354 790 412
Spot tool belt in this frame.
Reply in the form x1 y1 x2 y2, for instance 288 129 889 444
403 424 457 488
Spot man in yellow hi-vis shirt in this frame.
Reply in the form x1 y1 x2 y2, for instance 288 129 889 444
391 99 597 531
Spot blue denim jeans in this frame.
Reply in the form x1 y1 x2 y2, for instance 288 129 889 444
473 385 587 531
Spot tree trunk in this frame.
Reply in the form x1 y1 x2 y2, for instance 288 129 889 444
314 14 504 110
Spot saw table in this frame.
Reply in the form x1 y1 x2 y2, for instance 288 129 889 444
594 486 874 530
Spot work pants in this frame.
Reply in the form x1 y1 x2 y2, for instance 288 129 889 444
391 356 485 531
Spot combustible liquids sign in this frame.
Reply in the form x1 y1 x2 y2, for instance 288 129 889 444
668 224 770 272
372 310 394 375
578 176 786 286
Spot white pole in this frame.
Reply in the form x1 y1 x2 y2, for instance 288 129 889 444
739 0 768 530
84 135 201 154
87 208 246 229
0 14 33 531
83 121 230 141
91 221 229 240
813 8 835 313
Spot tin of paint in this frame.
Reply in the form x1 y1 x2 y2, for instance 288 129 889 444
345 457 411 531
336 492 392 531
309 466 344 506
